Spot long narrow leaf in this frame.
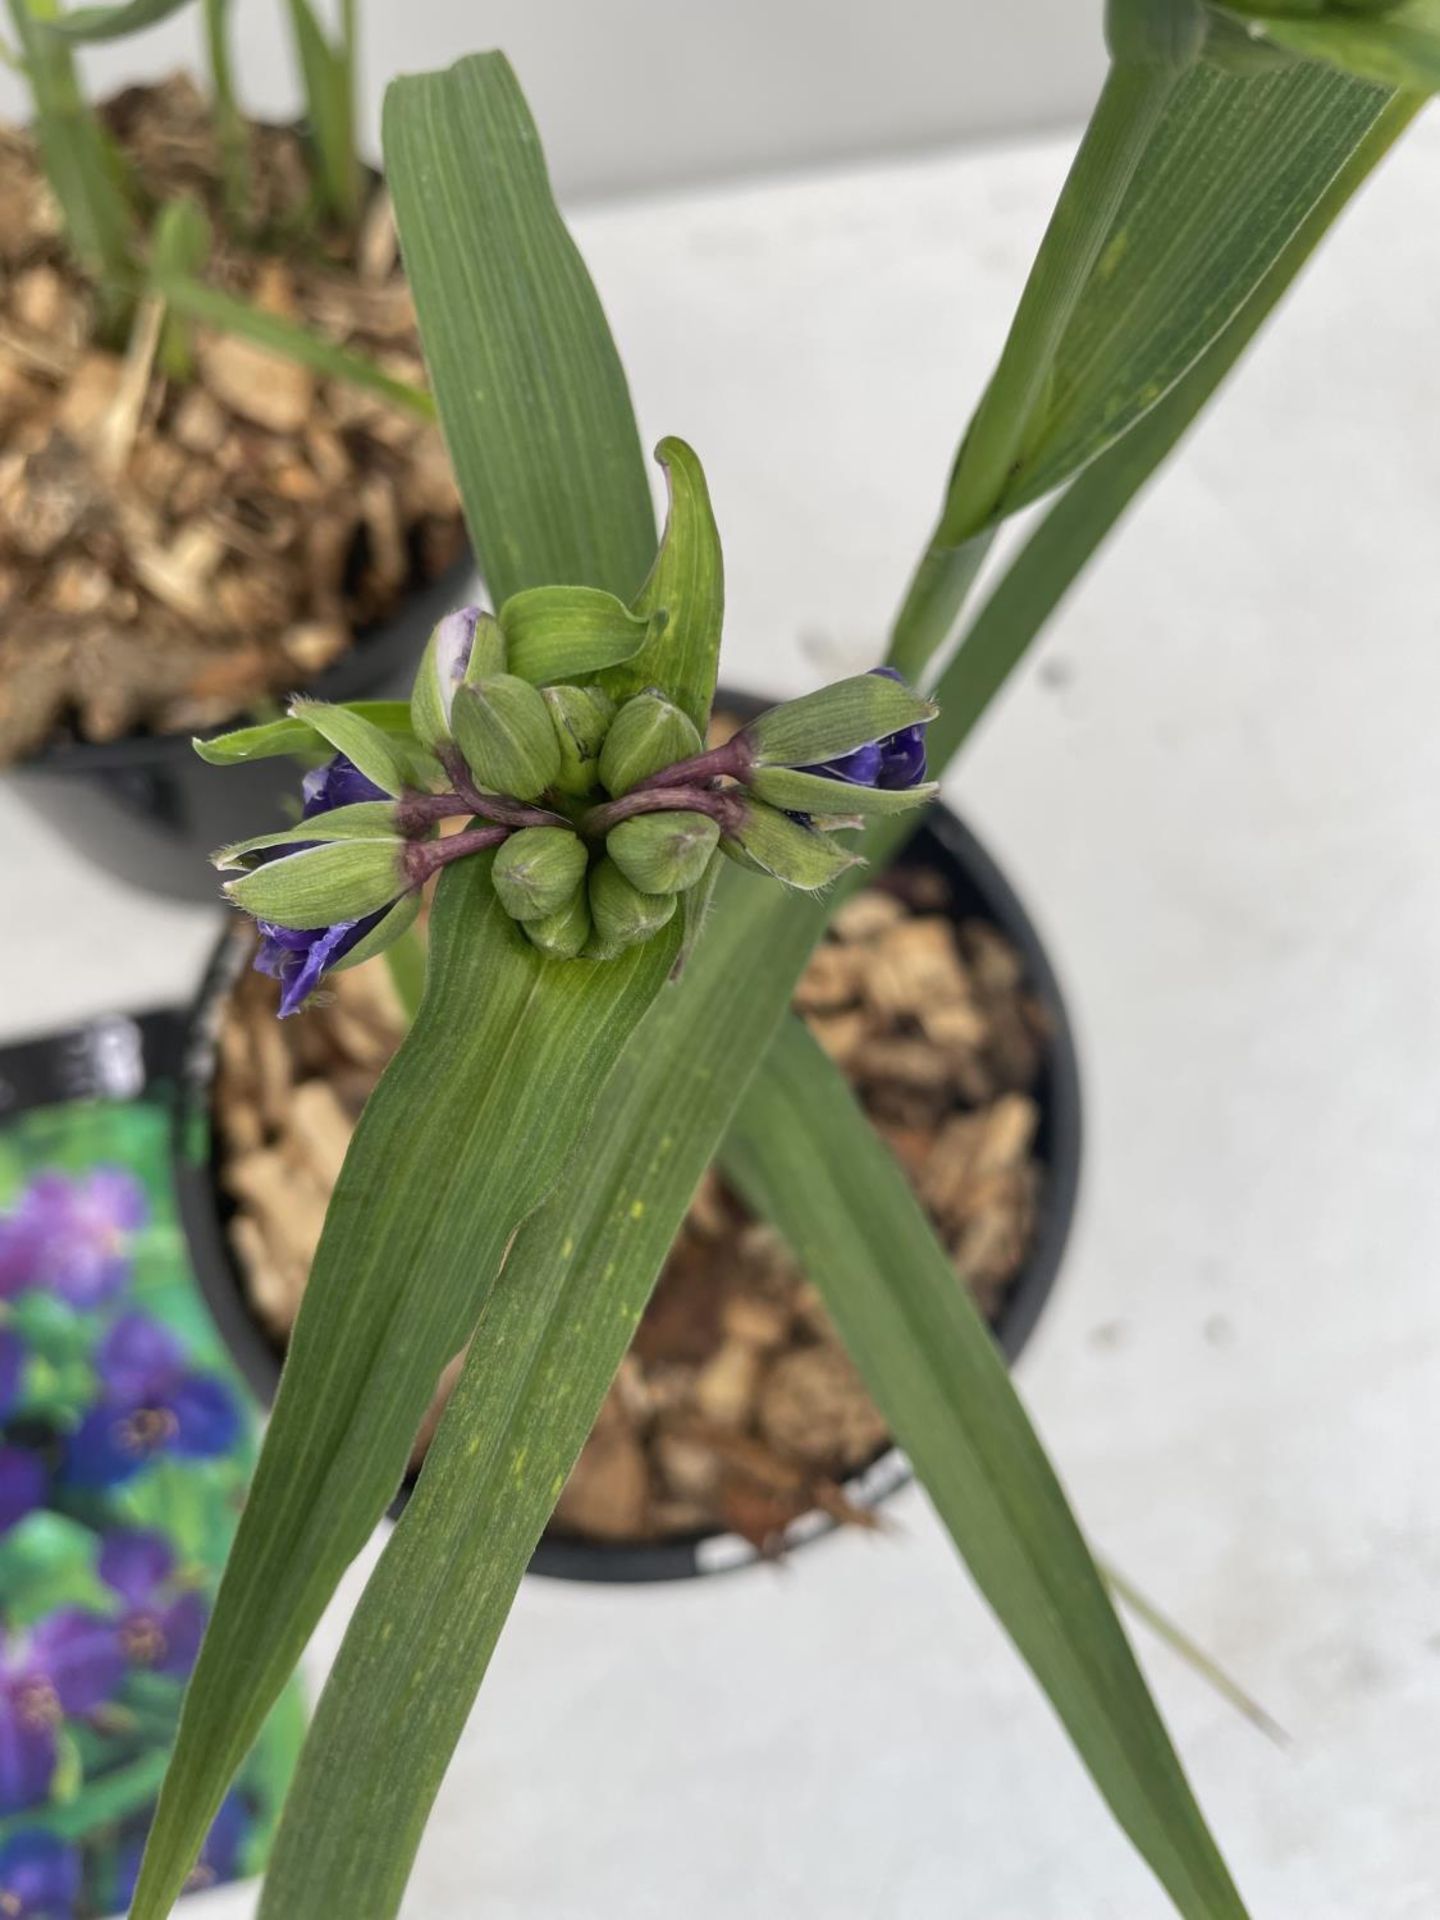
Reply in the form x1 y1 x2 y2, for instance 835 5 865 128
255 865 819 1919
1007 60 1394 510
384 53 657 604
150 270 436 419
890 58 1396 679
724 1015 1248 1919
904 90 1418 800
127 875 680 1918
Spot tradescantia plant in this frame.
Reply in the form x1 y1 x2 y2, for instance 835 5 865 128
121 1 1434 1915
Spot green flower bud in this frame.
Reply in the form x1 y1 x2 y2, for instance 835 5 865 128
720 800 863 892
223 838 408 928
491 826 589 923
743 673 935 771
598 691 703 797
543 683 616 797
410 606 506 753
522 887 592 961
605 810 719 895
588 856 678 952
451 673 563 801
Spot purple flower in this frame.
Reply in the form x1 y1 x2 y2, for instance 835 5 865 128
252 752 391 1017
116 1792 253 1906
0 1830 81 1918
0 1171 146 1308
254 914 384 1018
801 666 930 791
0 1329 25 1419
63 1316 240 1489
0 1449 46 1537
98 1530 207 1680
298 752 387 818
0 1611 123 1814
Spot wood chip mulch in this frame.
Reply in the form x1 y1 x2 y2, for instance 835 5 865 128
214 873 1051 1555
0 76 463 765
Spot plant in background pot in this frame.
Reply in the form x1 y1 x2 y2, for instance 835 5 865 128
96 0 1440 1916
0 0 466 899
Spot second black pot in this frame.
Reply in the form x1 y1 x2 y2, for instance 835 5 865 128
6 555 472 906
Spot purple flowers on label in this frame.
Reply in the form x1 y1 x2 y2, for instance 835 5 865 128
0 1611 123 1815
0 1448 46 1538
63 1315 240 1489
0 1171 146 1309
99 1530 208 1680
0 1829 82 1918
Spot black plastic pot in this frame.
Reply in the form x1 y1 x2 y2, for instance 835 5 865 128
173 800 1082 1582
6 554 472 905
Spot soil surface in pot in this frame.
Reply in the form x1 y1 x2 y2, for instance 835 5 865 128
0 76 464 764
213 871 1050 1554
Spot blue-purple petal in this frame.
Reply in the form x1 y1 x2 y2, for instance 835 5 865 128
61 1406 142 1490
166 1373 241 1460
876 725 928 789
0 1449 46 1535
152 1591 208 1679
29 1610 123 1716
0 1330 25 1420
255 913 383 1017
301 752 387 817
0 1714 56 1819
94 1314 183 1403
98 1529 173 1608
193 1791 252 1887
0 1828 81 1917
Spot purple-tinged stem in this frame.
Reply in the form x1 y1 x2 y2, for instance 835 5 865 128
402 825 509 887
641 735 751 790
582 785 744 837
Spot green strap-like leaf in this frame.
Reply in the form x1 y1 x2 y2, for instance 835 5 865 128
126 872 680 1919
253 863 830 1920
724 1016 1248 1919
1007 59 1394 510
150 271 436 420
889 58 1396 679
384 53 658 604
902 88 1418 810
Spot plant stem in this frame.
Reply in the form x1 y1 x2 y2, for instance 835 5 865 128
402 825 508 886
7 0 134 337
203 0 250 229
582 785 741 837
887 58 1178 682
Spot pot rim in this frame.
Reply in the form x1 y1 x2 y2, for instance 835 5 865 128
171 789 1082 1584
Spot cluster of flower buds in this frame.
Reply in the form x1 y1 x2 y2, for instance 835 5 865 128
204 591 938 1013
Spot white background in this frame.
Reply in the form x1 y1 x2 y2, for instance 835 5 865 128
2 14 1438 1919
0 0 1106 200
